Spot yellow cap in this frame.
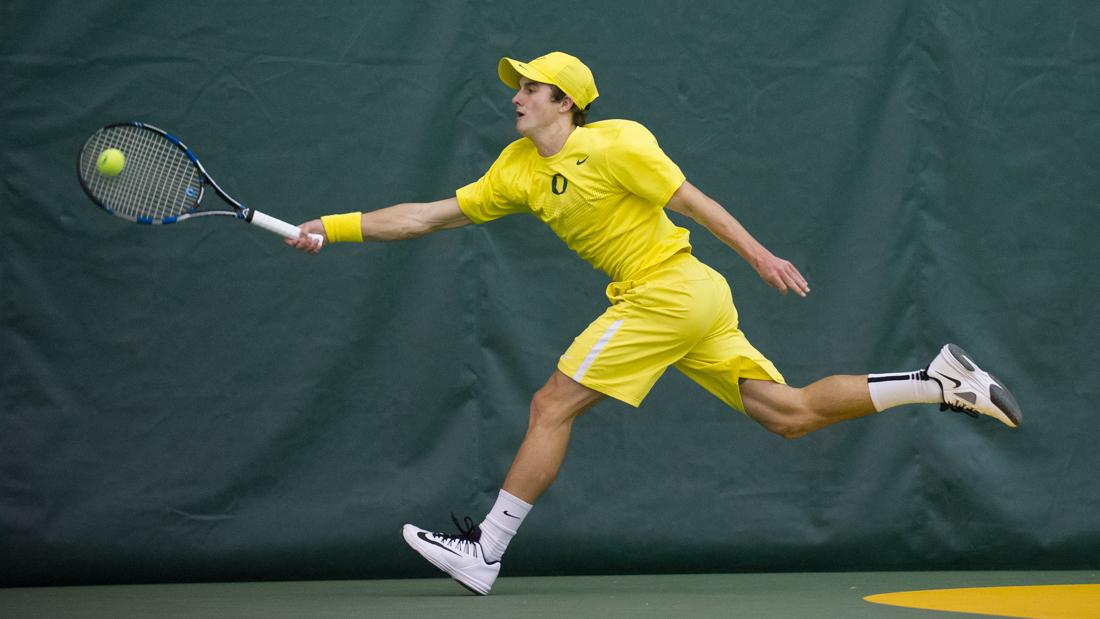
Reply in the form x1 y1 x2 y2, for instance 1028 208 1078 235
498 51 599 110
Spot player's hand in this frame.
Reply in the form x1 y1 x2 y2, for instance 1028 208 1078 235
285 219 327 254
753 251 810 297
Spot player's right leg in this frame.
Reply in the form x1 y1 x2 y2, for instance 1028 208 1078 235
501 370 607 504
403 255 715 594
402 370 604 595
401 516 501 595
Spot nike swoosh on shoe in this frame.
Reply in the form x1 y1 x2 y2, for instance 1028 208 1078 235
418 531 461 556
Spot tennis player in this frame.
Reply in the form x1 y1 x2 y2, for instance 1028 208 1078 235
287 52 1021 595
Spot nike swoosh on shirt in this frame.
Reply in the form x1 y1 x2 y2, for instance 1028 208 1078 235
417 531 460 555
576 156 589 165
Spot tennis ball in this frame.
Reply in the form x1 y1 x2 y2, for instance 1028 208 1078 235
96 148 126 177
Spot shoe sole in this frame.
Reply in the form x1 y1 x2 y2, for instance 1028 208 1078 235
401 526 492 595
945 344 1023 428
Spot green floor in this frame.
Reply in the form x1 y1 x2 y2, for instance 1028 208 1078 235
2 571 1096 618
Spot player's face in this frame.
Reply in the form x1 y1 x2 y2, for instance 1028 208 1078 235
512 78 563 136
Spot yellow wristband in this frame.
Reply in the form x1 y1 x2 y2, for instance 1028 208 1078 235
320 212 364 243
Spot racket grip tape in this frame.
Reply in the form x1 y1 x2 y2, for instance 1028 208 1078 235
248 210 325 247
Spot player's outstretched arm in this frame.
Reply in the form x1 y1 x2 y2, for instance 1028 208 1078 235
664 181 810 297
286 197 473 253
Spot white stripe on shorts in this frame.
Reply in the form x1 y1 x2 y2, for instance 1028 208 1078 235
572 319 624 383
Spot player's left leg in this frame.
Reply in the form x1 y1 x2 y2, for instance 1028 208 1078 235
739 375 881 439
739 343 1023 439
671 266 1021 432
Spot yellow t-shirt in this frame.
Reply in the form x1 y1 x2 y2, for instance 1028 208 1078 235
456 119 690 281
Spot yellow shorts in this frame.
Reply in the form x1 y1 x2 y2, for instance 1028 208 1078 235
557 252 784 412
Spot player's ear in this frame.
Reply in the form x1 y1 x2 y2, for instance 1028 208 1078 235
559 95 575 113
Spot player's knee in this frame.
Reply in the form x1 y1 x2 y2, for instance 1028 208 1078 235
755 396 815 440
777 423 810 440
762 418 810 440
527 389 570 430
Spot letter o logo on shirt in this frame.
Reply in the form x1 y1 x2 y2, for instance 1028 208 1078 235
551 173 569 195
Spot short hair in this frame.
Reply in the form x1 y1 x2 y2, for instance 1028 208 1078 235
548 84 590 127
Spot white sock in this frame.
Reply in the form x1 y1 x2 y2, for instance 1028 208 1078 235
867 369 943 411
478 489 532 563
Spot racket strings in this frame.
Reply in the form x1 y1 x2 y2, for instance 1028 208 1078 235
79 125 203 222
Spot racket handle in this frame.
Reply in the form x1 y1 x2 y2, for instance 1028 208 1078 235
248 210 325 247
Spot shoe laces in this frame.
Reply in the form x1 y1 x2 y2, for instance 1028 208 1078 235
430 514 483 556
940 402 980 418
926 364 981 419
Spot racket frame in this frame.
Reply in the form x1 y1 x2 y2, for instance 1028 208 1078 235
78 121 322 244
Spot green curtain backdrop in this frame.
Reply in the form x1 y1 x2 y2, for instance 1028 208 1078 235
2 1 1097 585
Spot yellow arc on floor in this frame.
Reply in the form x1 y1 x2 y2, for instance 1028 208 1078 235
864 584 1100 619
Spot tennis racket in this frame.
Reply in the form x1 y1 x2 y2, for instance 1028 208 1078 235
77 121 323 246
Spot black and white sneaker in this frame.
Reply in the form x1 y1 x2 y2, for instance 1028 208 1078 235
927 343 1022 428
402 515 501 595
